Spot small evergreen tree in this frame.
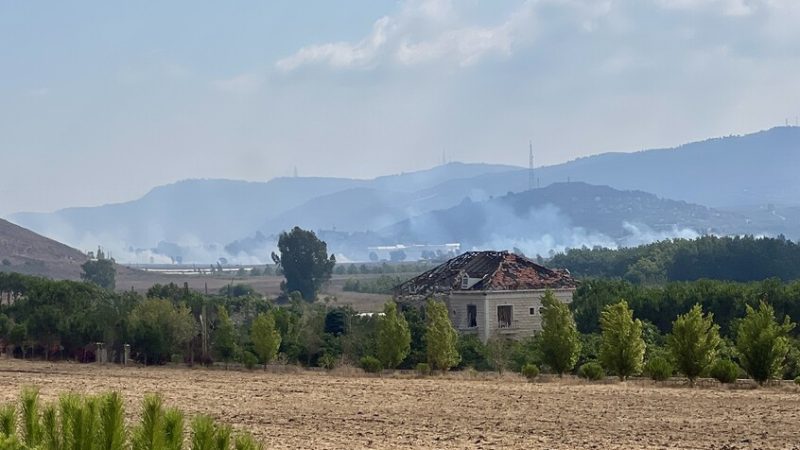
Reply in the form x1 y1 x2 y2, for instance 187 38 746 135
667 304 721 385
736 301 795 385
539 290 581 376
599 300 645 380
376 301 411 369
213 306 238 368
425 299 460 371
250 312 282 369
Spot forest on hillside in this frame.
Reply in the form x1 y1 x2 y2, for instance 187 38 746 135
549 235 800 284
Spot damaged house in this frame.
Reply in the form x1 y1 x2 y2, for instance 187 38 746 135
394 251 579 342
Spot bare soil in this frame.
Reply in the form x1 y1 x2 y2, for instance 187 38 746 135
1 360 799 449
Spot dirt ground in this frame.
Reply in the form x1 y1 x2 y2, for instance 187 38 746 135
1 360 799 450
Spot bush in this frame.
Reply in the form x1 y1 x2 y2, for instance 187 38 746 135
710 359 740 384
521 364 540 381
578 362 605 381
318 353 337 370
0 389 263 450
645 356 673 381
795 376 800 386
241 351 258 370
360 356 383 373
416 363 431 377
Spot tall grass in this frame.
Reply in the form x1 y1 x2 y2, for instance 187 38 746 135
0 389 262 450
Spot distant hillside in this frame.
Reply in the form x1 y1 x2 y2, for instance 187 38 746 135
510 126 800 208
10 127 800 264
0 218 88 278
379 182 750 255
10 163 520 258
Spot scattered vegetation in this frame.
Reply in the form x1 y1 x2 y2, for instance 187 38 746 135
3 249 800 387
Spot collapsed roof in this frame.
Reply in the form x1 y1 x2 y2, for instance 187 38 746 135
394 251 578 297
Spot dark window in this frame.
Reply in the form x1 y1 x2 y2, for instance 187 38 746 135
497 305 513 328
529 307 536 315
467 304 477 328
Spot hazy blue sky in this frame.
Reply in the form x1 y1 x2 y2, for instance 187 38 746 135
2 0 799 216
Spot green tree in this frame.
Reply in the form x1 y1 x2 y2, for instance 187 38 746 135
667 304 721 385
250 312 281 368
376 301 411 369
81 258 116 290
128 299 197 365
736 301 796 385
539 290 581 376
599 300 645 380
213 306 238 368
8 323 27 357
425 299 460 371
0 314 10 340
271 227 336 301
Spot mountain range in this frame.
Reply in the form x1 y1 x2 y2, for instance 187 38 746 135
8 127 800 263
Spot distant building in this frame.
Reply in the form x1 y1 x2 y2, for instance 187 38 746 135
394 251 578 342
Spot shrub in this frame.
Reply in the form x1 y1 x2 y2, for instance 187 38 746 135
416 363 431 377
241 351 258 370
0 389 263 450
578 362 605 381
521 364 540 381
360 356 383 374
645 356 673 381
795 376 800 386
318 353 337 370
710 359 740 384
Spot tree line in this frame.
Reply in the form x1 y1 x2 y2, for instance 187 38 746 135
570 278 800 337
549 235 800 284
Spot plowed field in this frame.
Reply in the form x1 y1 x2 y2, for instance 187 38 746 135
1 360 798 449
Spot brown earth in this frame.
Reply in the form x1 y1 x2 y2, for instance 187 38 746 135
1 360 799 450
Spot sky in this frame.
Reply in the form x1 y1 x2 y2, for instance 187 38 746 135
2 0 800 217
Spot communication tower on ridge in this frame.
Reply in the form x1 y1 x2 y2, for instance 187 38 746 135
528 141 534 191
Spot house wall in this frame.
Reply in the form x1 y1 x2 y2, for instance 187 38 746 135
447 289 574 342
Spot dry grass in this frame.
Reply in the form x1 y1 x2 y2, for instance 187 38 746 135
1 359 799 449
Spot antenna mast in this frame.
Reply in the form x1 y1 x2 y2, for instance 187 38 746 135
528 140 534 191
